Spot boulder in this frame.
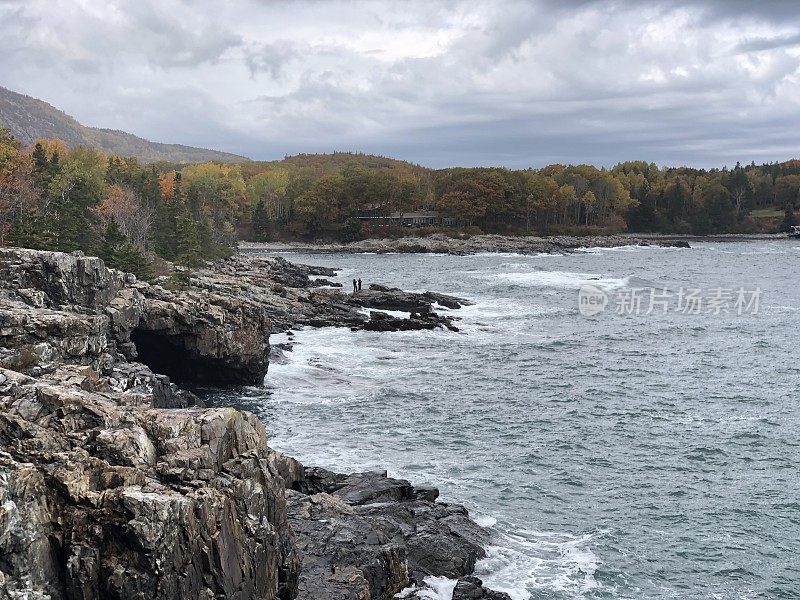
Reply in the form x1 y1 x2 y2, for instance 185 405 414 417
452 577 513 600
365 310 460 332
285 467 488 598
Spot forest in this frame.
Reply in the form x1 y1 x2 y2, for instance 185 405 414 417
0 127 797 279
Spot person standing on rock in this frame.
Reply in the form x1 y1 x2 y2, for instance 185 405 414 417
358 278 362 291
353 279 357 294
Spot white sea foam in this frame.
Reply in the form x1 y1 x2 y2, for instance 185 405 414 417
473 513 498 528
361 308 412 319
472 528 606 599
451 299 567 339
395 576 457 599
493 270 631 290
266 329 400 399
576 244 679 254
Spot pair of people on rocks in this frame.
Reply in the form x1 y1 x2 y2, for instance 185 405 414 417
352 278 362 293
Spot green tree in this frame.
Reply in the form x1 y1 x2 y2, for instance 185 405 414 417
251 198 271 241
109 241 154 281
99 218 125 263
520 173 557 230
698 181 735 233
154 172 181 259
176 213 204 269
782 202 797 231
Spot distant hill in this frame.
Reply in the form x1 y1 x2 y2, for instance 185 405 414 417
0 86 249 164
279 152 424 172
240 152 429 179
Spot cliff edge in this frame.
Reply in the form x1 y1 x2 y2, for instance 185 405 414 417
0 247 506 600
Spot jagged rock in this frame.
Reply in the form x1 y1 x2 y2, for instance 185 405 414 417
0 248 271 386
285 467 488 599
131 282 271 385
0 366 299 600
287 490 409 599
311 278 342 287
452 576 513 599
364 310 460 332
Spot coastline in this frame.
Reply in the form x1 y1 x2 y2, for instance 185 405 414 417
0 247 506 600
240 232 791 256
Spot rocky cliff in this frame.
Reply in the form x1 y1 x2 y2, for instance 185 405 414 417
0 366 299 599
0 247 505 600
0 248 273 386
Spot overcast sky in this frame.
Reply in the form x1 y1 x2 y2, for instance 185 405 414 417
2 0 800 168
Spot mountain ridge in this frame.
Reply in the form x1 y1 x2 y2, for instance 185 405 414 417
0 85 249 164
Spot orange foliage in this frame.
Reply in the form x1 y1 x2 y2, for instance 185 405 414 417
27 138 68 159
159 172 175 202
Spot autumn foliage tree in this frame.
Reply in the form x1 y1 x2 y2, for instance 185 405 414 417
2 132 799 259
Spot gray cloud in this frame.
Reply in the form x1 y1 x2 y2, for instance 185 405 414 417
735 32 800 53
244 41 300 78
2 0 800 168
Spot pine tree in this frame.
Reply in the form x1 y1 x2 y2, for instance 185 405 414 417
154 171 181 259
31 143 49 190
105 157 126 186
176 213 203 268
50 176 100 253
99 219 125 263
782 202 797 231
173 172 183 205
49 151 60 174
110 241 154 281
171 212 204 288
252 199 270 241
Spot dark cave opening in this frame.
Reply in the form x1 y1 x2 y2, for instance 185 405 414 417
130 328 233 387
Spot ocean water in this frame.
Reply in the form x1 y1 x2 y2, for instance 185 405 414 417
209 242 800 599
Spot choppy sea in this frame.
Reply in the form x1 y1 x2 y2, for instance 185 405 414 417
209 241 800 599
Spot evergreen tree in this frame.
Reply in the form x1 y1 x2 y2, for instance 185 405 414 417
110 241 154 281
31 143 50 190
99 218 125 263
782 202 797 231
154 172 181 259
176 213 203 269
49 151 60 174
173 172 183 205
49 175 101 253
146 166 161 210
251 198 270 241
171 212 204 287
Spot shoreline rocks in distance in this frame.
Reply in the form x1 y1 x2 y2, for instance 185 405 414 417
241 232 707 256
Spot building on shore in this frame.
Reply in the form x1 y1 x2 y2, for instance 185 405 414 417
357 210 455 226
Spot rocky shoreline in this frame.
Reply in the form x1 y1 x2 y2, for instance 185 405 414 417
0 247 506 599
239 232 714 256
242 232 794 256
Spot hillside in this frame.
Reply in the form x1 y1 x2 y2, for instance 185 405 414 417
0 86 249 164
239 151 428 179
